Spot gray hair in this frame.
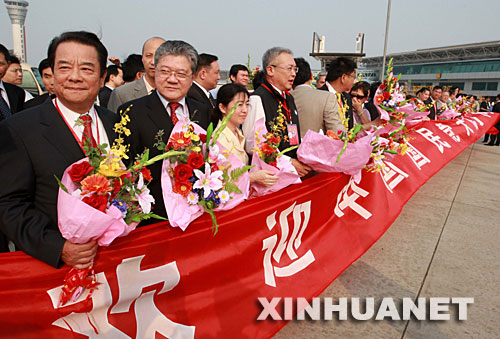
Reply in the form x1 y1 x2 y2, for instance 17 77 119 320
142 37 165 55
262 47 293 75
316 71 326 80
154 40 199 74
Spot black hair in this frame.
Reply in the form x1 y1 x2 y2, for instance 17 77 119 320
350 81 370 97
213 83 249 122
104 64 121 83
47 31 108 77
252 70 265 90
449 86 459 95
196 53 218 73
7 55 20 64
416 87 430 95
369 81 382 100
122 54 144 82
229 64 248 78
0 43 9 61
432 86 443 92
326 57 357 82
293 57 311 87
38 58 50 72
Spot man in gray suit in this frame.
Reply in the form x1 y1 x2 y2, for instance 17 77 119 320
108 37 165 112
291 58 343 138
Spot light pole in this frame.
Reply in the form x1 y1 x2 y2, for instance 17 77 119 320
381 0 392 81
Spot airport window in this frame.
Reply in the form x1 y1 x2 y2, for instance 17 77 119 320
392 60 500 75
439 82 465 90
472 82 498 91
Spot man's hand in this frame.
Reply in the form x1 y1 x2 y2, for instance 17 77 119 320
61 240 98 269
108 56 121 66
250 170 279 187
291 158 312 177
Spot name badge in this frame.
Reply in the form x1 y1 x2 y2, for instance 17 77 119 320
287 124 299 145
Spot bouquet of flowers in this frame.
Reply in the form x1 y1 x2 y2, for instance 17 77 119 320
157 105 252 234
250 117 300 197
441 96 474 119
297 92 374 181
55 105 183 306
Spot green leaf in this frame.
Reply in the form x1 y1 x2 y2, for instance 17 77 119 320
53 175 69 194
230 165 253 181
277 145 298 157
205 207 219 235
211 103 239 146
224 181 242 194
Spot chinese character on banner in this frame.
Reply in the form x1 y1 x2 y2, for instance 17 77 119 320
47 256 195 339
436 123 461 142
262 201 315 287
379 162 409 193
334 178 372 220
406 142 431 170
416 128 452 154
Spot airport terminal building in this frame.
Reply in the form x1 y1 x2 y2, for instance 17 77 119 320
359 40 500 97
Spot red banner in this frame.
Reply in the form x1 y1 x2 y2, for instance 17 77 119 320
0 113 497 339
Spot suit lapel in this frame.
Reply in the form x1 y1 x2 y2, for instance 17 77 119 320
95 106 117 142
145 92 174 134
39 100 85 164
134 77 148 97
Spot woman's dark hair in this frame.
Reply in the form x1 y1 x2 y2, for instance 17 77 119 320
213 83 249 122
369 81 382 100
350 81 370 97
252 70 264 90
416 87 430 96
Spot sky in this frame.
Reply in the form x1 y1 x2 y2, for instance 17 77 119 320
1 0 499 71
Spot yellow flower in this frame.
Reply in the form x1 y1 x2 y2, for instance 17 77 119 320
192 146 201 153
191 134 200 142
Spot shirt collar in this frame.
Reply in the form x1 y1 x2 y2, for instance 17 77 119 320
55 97 97 127
0 81 5 92
326 82 337 94
143 76 154 95
270 83 286 98
193 81 210 98
156 90 187 114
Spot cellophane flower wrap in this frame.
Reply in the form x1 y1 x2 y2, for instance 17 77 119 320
158 107 252 234
55 104 181 307
250 117 300 197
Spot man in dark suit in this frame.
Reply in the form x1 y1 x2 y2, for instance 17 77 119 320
0 43 24 119
241 47 311 177
121 40 210 221
187 53 220 110
98 64 124 108
0 31 118 268
427 86 443 120
24 58 56 110
486 94 500 146
318 56 356 130
108 37 165 112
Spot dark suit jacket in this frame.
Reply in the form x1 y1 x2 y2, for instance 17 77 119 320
0 100 118 267
318 85 354 129
365 100 380 121
187 83 218 125
119 91 211 222
23 93 54 110
1 82 25 118
98 86 113 108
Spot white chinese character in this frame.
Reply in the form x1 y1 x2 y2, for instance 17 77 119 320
334 178 372 220
406 142 431 170
435 123 461 142
262 201 315 287
455 119 474 136
379 162 409 193
416 128 451 153
47 256 195 339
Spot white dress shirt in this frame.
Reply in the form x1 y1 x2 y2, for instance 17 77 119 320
54 98 110 148
193 81 211 98
325 82 338 94
144 76 154 95
0 81 10 108
156 91 189 121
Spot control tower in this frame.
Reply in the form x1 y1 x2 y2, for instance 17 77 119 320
4 0 29 63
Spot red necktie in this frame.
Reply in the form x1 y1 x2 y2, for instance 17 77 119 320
169 102 181 125
79 114 97 148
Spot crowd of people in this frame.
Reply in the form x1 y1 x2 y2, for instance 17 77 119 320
0 31 499 269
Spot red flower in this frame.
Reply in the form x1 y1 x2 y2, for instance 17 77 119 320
267 133 281 145
174 163 193 182
261 143 276 156
326 130 339 140
199 134 207 143
82 194 108 212
375 95 384 104
211 162 219 172
141 167 152 182
380 83 386 90
187 152 205 169
269 160 277 168
383 91 391 100
168 132 191 150
173 180 192 197
68 161 94 182
81 174 112 195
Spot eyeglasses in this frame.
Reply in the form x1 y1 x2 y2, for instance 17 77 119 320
158 68 192 80
345 73 356 79
271 65 299 73
350 94 367 100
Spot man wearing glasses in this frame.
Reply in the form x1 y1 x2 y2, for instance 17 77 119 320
319 57 357 130
120 40 211 222
242 47 311 177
